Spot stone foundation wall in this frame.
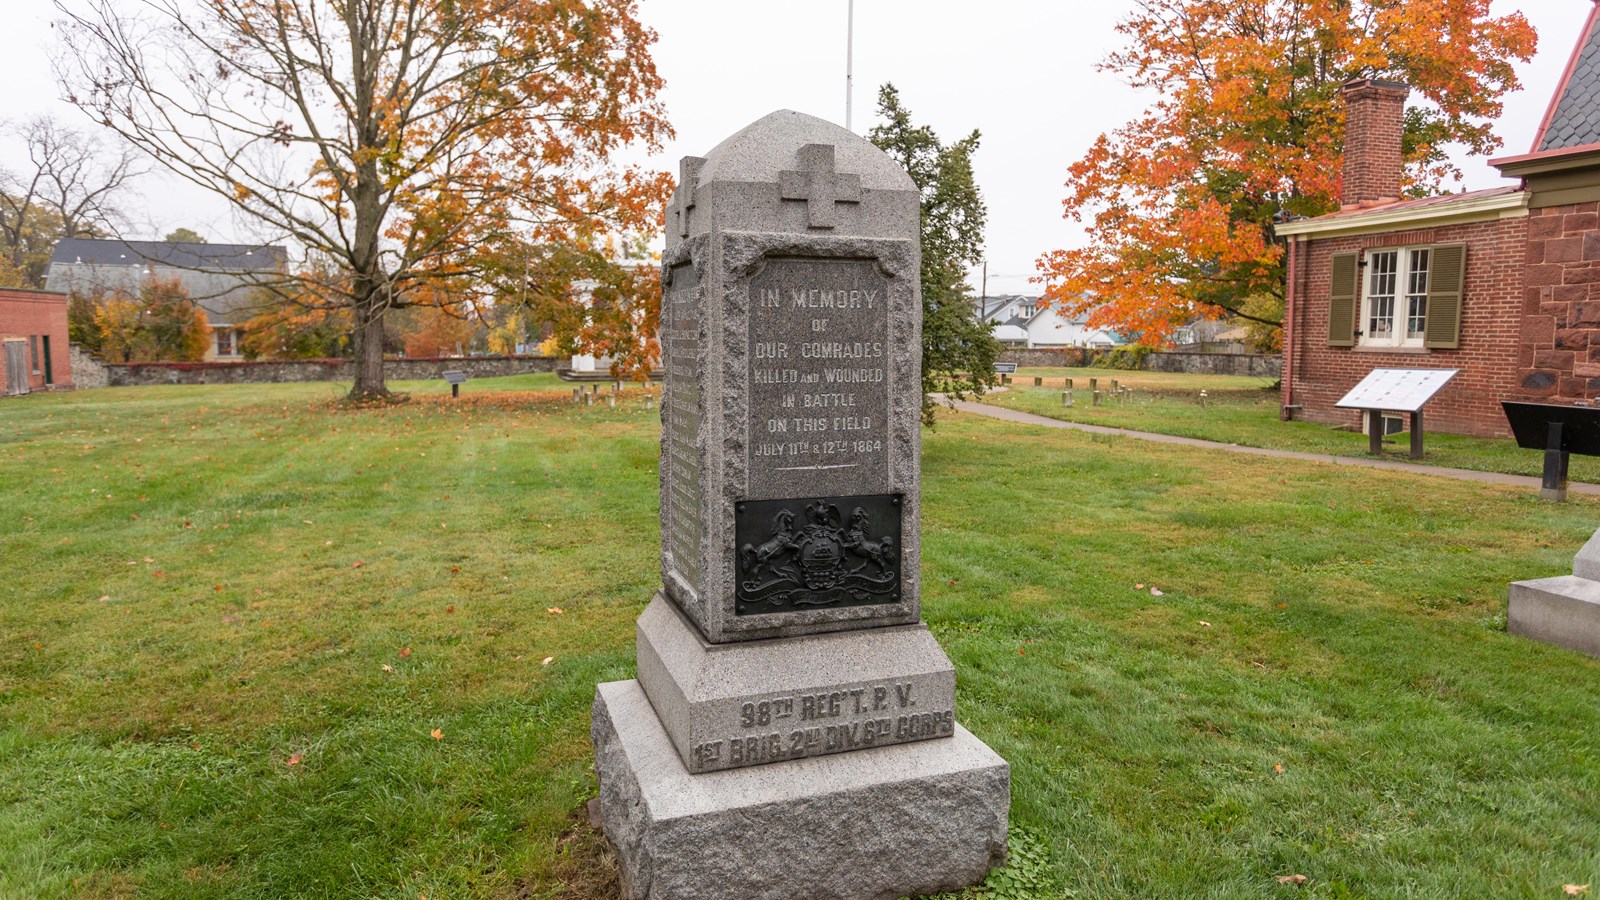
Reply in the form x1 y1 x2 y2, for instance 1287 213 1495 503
1516 201 1600 406
103 355 560 387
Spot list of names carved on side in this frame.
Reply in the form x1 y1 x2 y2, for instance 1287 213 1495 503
748 258 891 499
663 264 702 597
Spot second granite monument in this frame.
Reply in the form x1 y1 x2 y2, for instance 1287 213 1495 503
592 110 1009 900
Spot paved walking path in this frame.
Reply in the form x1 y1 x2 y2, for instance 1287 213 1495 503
948 400 1600 497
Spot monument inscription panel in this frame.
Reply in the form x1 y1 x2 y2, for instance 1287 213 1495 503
663 263 702 598
688 678 955 772
748 257 891 500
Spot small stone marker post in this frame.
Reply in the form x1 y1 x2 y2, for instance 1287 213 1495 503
590 111 1009 900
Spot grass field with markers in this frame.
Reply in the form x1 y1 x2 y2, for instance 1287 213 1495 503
980 367 1600 483
2 377 1598 898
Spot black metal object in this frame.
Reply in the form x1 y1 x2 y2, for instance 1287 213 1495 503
1502 401 1600 500
734 493 902 616
443 370 467 398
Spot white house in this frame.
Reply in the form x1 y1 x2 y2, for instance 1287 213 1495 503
976 295 1121 349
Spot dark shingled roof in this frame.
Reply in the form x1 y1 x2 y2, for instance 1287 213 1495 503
1538 7 1600 152
49 238 287 271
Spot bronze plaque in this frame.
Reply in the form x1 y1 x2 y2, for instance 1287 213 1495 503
734 493 902 616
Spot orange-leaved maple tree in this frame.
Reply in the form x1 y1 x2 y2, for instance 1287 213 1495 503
58 0 673 400
1036 0 1536 345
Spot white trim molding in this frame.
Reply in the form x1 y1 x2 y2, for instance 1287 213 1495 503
1275 190 1528 239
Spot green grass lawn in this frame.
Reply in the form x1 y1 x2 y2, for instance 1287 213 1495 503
979 367 1600 483
3 378 1599 898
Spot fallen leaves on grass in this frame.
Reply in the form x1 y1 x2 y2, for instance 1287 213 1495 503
1274 764 1285 774
352 560 365 568
1150 587 1165 597
286 753 302 767
430 728 444 741
542 656 554 666
1565 886 1590 896
1198 621 1212 628
547 607 564 615
400 647 412 658
1134 583 1145 589
382 664 394 673
1276 874 1307 885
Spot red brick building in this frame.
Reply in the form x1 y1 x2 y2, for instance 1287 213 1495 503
1278 3 1600 437
0 287 72 396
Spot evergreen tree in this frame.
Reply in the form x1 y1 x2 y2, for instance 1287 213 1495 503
868 84 1000 424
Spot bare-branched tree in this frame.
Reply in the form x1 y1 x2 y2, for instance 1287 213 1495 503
55 0 673 400
0 115 141 286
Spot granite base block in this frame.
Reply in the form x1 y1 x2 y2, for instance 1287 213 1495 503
635 593 956 772
592 679 1009 900
1509 575 1600 659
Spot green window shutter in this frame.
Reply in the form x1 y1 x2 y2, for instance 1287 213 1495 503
1423 243 1466 350
1327 252 1358 347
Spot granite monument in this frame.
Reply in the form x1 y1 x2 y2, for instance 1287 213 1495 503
591 110 1010 900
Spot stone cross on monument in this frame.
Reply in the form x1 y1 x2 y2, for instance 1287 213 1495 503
778 143 863 228
591 110 1009 900
673 156 703 238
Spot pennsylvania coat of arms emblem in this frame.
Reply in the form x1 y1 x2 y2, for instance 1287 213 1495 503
735 496 900 614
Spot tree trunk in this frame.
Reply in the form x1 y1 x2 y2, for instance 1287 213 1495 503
347 282 389 401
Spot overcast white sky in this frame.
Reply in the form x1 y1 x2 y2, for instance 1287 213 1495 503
0 1 1584 296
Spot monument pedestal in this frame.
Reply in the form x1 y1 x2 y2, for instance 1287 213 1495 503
635 594 958 772
593 680 1009 900
1508 575 1600 658
1507 527 1600 659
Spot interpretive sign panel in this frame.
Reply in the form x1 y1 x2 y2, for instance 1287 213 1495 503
1335 368 1459 413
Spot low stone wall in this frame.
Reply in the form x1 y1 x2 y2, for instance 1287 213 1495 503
1145 351 1281 378
103 355 560 387
998 346 1279 378
998 348 1095 368
69 343 109 389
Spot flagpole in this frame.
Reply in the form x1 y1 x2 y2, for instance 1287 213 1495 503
845 0 855 131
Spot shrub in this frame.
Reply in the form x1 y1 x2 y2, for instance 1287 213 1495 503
1091 345 1151 370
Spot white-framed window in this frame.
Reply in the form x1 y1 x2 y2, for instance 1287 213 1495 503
1359 247 1430 348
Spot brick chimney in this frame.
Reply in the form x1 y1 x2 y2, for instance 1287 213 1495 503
1340 78 1410 208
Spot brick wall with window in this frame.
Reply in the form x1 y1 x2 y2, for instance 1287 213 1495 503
1283 216 1527 437
0 288 73 393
